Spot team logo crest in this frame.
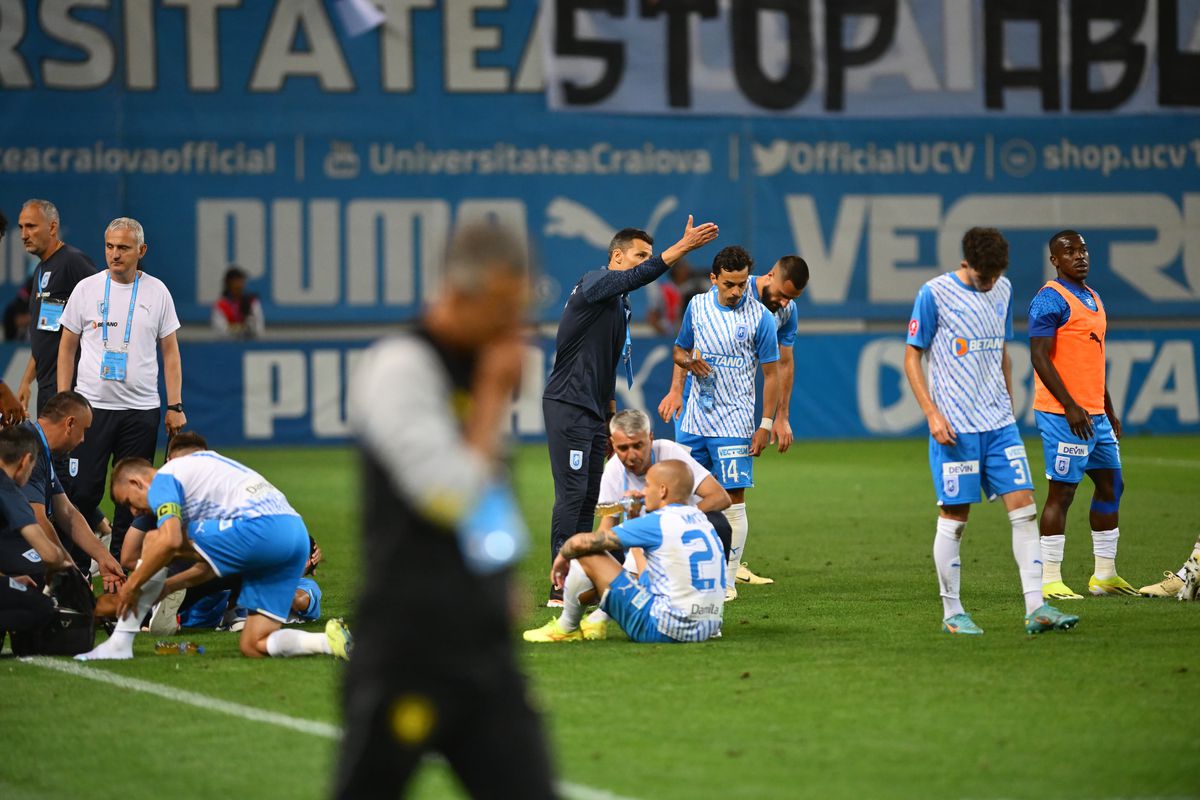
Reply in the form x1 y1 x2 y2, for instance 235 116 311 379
735 324 748 342
41 272 51 288
943 475 959 498
995 302 1005 317
908 319 919 336
68 458 78 477
1054 455 1070 476
569 449 583 471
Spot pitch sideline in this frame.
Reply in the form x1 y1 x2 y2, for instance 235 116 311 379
24 656 638 800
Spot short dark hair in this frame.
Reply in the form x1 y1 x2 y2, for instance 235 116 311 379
608 228 652 258
111 456 153 487
962 227 1009 276
1048 229 1081 252
39 391 91 423
711 245 753 276
0 426 39 465
774 255 810 291
167 431 208 458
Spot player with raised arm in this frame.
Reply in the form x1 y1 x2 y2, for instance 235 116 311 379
1029 230 1137 599
548 459 726 644
905 227 1078 635
523 408 731 642
76 451 350 661
659 246 780 599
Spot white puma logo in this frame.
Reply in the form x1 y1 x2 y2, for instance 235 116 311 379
543 196 679 251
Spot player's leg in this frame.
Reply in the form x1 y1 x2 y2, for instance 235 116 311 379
1035 410 1087 600
981 425 1045 618
926 433 980 633
63 407 119 565
543 399 599 605
108 408 160 560
333 673 428 799
707 438 758 591
524 555 609 643
1084 468 1137 596
595 566 675 644
75 527 177 660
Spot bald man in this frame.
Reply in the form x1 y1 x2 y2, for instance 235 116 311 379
538 460 726 644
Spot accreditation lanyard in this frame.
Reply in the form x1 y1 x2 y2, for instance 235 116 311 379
35 266 66 332
101 271 139 352
30 421 57 509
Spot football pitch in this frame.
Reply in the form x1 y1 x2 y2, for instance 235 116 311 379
3 436 1198 800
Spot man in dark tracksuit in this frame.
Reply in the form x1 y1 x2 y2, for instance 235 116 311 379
541 216 719 604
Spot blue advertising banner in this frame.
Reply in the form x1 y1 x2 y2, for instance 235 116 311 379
3 329 1194 447
0 2 1197 327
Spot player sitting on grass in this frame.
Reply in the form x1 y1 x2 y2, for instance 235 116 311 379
1139 537 1200 600
76 450 350 660
526 408 731 642
527 459 725 644
905 226 1078 636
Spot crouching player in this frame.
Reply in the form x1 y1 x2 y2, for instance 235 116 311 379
538 459 725 644
76 451 350 660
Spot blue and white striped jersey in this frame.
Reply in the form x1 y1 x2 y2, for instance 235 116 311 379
906 272 1015 434
675 288 779 439
613 503 725 642
148 450 298 531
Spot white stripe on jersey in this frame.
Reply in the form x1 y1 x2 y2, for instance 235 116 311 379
926 273 1015 433
640 505 724 643
680 289 769 439
158 451 298 529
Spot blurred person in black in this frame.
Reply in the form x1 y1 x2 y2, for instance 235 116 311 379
0 212 29 423
335 223 556 799
541 215 718 605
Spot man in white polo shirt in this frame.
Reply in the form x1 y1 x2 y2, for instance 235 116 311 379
56 217 186 559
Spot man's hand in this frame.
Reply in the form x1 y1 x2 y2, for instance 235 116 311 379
8 574 36 590
678 215 719 253
550 553 571 590
1108 412 1122 441
683 353 711 378
305 542 324 575
116 580 142 620
165 408 187 436
658 390 684 422
98 554 125 594
926 410 957 446
1064 403 1094 440
16 382 31 413
0 383 27 425
771 418 793 454
750 428 770 457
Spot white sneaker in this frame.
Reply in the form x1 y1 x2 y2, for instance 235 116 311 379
725 585 738 602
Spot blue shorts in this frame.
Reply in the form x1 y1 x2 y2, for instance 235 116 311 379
1035 411 1121 484
600 571 673 644
190 515 310 623
928 423 1033 505
676 428 754 490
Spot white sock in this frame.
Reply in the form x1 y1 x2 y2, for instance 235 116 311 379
1008 504 1043 614
724 503 748 590
559 560 592 632
934 517 966 618
586 609 609 623
1091 528 1119 579
76 566 167 661
1041 534 1066 584
265 629 332 657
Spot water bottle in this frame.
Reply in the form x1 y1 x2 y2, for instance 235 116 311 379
694 349 716 412
154 640 204 655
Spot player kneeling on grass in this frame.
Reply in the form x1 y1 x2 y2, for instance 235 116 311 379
904 226 1078 636
76 451 350 661
527 459 725 644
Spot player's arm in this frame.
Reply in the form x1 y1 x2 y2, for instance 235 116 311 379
1030 336 1093 439
0 381 25 425
120 526 146 571
772 344 795 453
695 475 731 513
56 329 80 392
904 345 956 446
750 360 780 457
50 492 124 592
1002 344 1014 406
162 561 216 597
1104 387 1121 440
550 527 624 588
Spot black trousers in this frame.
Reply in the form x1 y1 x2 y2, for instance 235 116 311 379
67 406 160 559
543 398 608 562
0 578 55 633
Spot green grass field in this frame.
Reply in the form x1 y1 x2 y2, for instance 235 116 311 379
3 436 1199 800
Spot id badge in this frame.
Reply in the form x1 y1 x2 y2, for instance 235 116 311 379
100 349 128 382
37 299 65 332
